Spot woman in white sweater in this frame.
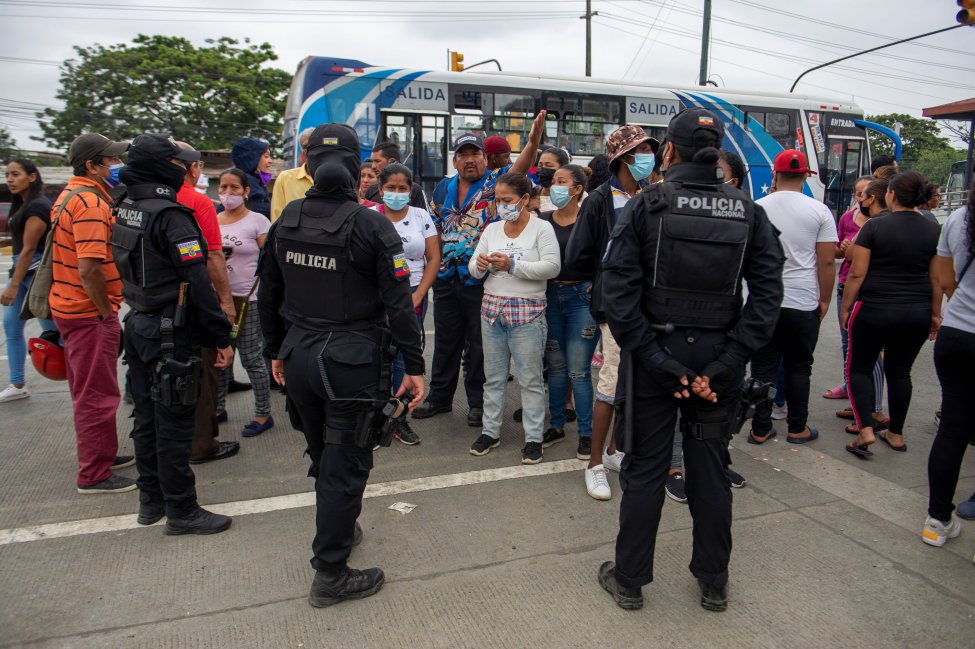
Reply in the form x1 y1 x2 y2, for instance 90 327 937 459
468 173 561 464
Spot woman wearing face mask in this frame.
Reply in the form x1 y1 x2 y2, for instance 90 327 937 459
827 177 888 430
537 164 599 460
836 176 890 435
230 137 273 219
215 168 273 438
840 171 941 458
468 173 561 465
373 163 440 445
0 160 58 403
535 147 570 212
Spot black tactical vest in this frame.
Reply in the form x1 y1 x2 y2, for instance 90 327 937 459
110 183 202 313
274 199 382 330
642 180 754 330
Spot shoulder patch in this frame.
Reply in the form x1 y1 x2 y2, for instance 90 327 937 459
177 239 203 262
393 252 410 279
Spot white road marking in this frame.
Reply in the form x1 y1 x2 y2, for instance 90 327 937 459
0 459 583 546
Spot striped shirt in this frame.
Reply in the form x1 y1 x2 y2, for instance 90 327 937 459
50 177 124 319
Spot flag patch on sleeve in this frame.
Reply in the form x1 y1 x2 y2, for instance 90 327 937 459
393 253 410 278
178 239 203 261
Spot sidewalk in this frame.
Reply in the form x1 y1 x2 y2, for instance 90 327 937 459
1 263 973 648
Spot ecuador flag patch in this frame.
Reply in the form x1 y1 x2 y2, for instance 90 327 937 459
178 239 203 262
393 253 410 279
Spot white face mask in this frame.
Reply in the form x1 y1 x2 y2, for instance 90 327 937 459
497 196 524 222
219 194 245 211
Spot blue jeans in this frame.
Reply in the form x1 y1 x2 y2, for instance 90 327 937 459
481 312 547 444
391 286 428 394
544 282 599 437
3 257 57 386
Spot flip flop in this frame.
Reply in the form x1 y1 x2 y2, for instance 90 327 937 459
871 417 890 432
845 442 874 459
844 424 860 435
747 430 777 445
835 408 855 420
787 427 819 444
878 431 907 452
823 386 848 399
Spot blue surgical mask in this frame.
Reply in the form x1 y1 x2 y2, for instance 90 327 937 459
549 185 573 209
497 201 522 221
383 191 410 211
626 153 655 181
103 162 124 188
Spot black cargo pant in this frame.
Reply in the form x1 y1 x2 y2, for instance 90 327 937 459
124 312 199 519
281 326 381 573
614 329 739 589
428 279 485 409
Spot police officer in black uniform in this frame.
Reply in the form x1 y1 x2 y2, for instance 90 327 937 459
596 109 784 612
113 134 236 535
258 123 424 608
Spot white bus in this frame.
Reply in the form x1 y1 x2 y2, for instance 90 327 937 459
283 56 899 215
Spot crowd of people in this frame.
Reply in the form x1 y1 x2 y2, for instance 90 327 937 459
1 107 973 607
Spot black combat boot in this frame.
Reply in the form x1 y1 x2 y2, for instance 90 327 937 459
698 580 728 612
597 561 643 610
164 507 232 535
308 566 385 608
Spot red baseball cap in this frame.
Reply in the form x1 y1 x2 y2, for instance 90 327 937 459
773 149 817 175
483 136 511 157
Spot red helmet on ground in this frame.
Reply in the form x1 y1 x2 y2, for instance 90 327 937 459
29 330 67 381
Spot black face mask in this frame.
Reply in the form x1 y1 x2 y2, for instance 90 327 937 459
858 201 871 217
535 167 556 188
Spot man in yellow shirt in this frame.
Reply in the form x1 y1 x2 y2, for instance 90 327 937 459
270 127 315 221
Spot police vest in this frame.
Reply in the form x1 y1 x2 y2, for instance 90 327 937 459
111 183 202 313
274 199 382 330
642 180 754 330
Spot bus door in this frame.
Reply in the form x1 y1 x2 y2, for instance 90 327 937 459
814 113 866 216
380 112 448 195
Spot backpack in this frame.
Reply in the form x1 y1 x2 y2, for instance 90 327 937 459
20 186 102 321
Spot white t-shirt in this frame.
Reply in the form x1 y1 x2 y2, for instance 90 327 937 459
757 191 838 311
467 216 561 299
938 207 975 335
374 206 437 287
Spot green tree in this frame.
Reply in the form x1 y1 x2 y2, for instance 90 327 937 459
866 113 955 164
0 125 17 162
36 35 292 152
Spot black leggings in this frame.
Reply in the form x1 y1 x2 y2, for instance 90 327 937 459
845 301 930 434
927 326 975 522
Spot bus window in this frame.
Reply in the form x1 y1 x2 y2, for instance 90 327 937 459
561 96 621 157
745 109 798 150
489 93 535 152
383 114 415 166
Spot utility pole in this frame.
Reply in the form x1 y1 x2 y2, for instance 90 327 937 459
698 0 712 86
580 0 599 77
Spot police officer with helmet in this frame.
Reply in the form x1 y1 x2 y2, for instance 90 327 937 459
112 133 236 535
258 123 424 608
597 108 784 612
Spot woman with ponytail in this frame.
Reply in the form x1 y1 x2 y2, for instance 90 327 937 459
923 175 975 546
840 170 941 459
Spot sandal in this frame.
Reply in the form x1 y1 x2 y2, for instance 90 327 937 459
823 386 848 399
747 430 777 445
845 442 874 458
871 416 890 432
835 407 855 420
877 431 907 452
844 424 860 435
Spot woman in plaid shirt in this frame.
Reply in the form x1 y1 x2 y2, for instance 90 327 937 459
467 173 561 465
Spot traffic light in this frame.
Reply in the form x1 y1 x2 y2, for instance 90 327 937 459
450 51 465 72
958 0 975 25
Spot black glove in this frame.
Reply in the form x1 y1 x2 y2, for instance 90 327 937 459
647 355 696 395
701 344 749 397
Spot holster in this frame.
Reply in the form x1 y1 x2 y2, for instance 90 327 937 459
150 311 201 406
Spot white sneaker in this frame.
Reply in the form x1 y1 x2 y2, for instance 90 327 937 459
585 464 611 501
771 403 788 420
0 384 29 403
922 515 961 547
602 450 624 473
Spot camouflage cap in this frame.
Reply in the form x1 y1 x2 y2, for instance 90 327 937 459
605 125 657 162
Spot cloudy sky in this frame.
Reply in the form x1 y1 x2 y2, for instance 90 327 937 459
1 0 972 151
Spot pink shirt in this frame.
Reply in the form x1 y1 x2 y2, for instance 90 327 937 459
219 211 269 298
836 209 864 285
